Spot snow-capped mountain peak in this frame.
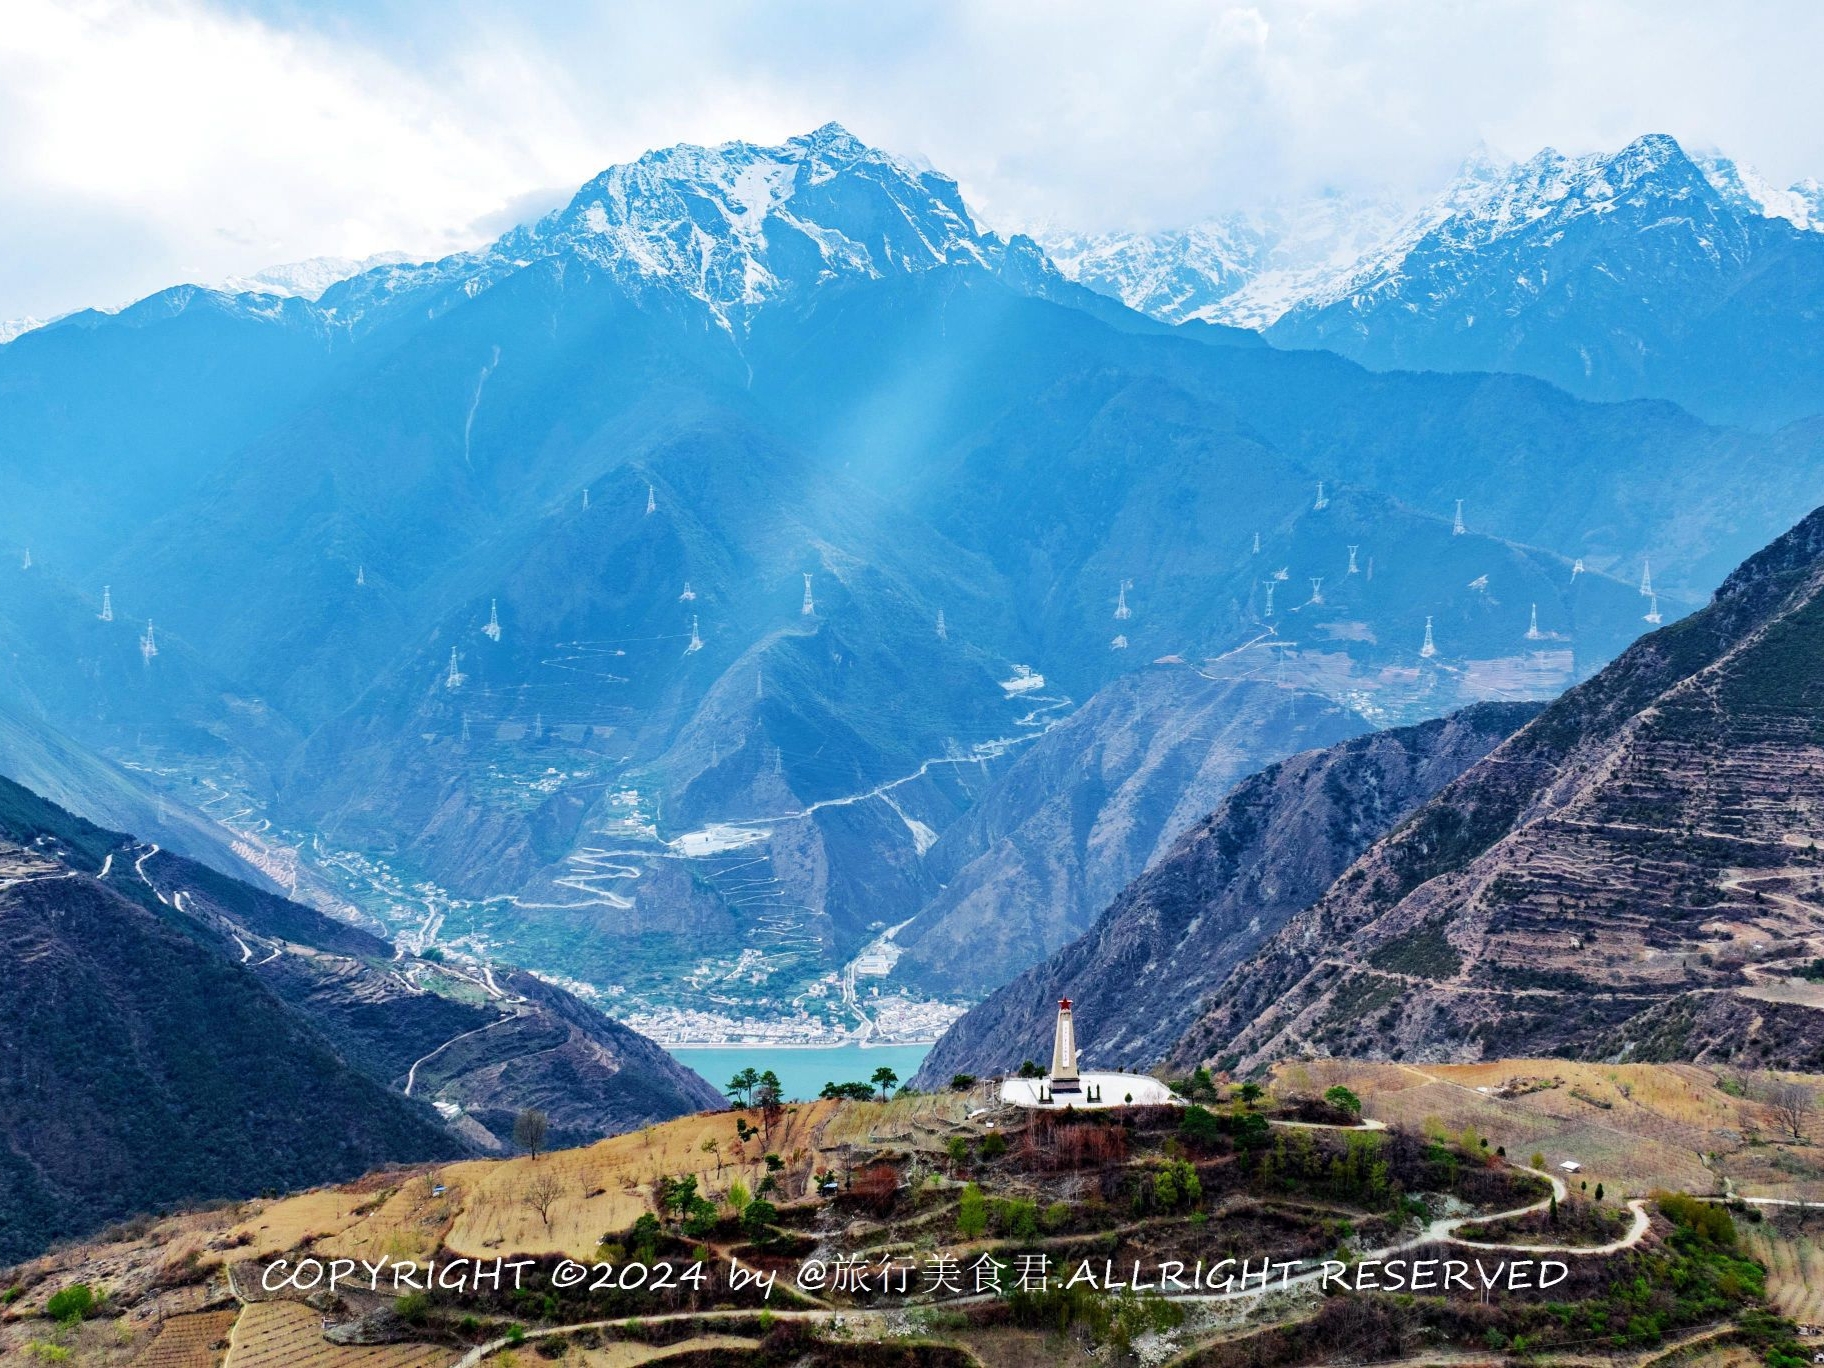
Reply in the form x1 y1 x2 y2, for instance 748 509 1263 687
306 124 1031 335
1280 132 1749 322
1046 133 1824 335
464 122 1010 328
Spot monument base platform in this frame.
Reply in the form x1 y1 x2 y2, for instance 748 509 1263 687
999 1071 1181 1110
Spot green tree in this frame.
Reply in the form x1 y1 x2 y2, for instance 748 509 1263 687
727 1066 760 1108
683 1195 719 1238
1237 1081 1264 1107
979 1131 1008 1159
1176 1159 1203 1206
658 1173 699 1222
1007 1198 1038 1240
628 1212 661 1261
950 1073 977 1091
871 1065 900 1101
1179 1105 1222 1150
819 1081 875 1101
1234 1112 1271 1149
1324 1085 1363 1115
957 1182 988 1238
1017 1060 1044 1079
1154 1167 1180 1209
741 1198 778 1244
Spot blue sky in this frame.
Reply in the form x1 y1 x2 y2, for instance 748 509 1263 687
5 1 1823 321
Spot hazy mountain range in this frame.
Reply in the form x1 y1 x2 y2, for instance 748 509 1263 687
4 123 1824 1053
1045 136 1824 429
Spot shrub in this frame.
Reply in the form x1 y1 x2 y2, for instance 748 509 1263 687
979 1131 1008 1159
950 1074 977 1090
1653 1191 1736 1246
1179 1105 1223 1150
957 1183 987 1239
45 1284 95 1323
395 1291 431 1324
1324 1085 1363 1114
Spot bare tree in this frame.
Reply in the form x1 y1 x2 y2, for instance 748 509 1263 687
755 1076 783 1149
513 1107 550 1160
1768 1079 1816 1142
521 1171 566 1230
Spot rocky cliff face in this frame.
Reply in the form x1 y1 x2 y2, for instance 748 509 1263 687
894 668 1368 996
1179 503 1824 1072
914 702 1533 1085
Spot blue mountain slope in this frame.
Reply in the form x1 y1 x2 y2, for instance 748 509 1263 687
1269 135 1824 430
3 127 1823 1029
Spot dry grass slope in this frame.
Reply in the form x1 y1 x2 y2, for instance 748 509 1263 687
1278 1058 1824 1201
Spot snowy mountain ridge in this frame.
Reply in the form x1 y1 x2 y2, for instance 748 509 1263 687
1696 151 1824 232
1039 190 1416 328
217 252 417 300
1261 132 1824 427
499 122 1005 321
1287 133 1749 318
0 316 46 346
309 122 1048 335
1045 134 1824 330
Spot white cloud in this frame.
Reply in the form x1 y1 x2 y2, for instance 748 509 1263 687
0 0 598 317
4 0 1823 320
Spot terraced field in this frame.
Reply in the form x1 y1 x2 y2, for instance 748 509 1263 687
135 1309 238 1368
224 1301 451 1368
1743 1223 1824 1326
